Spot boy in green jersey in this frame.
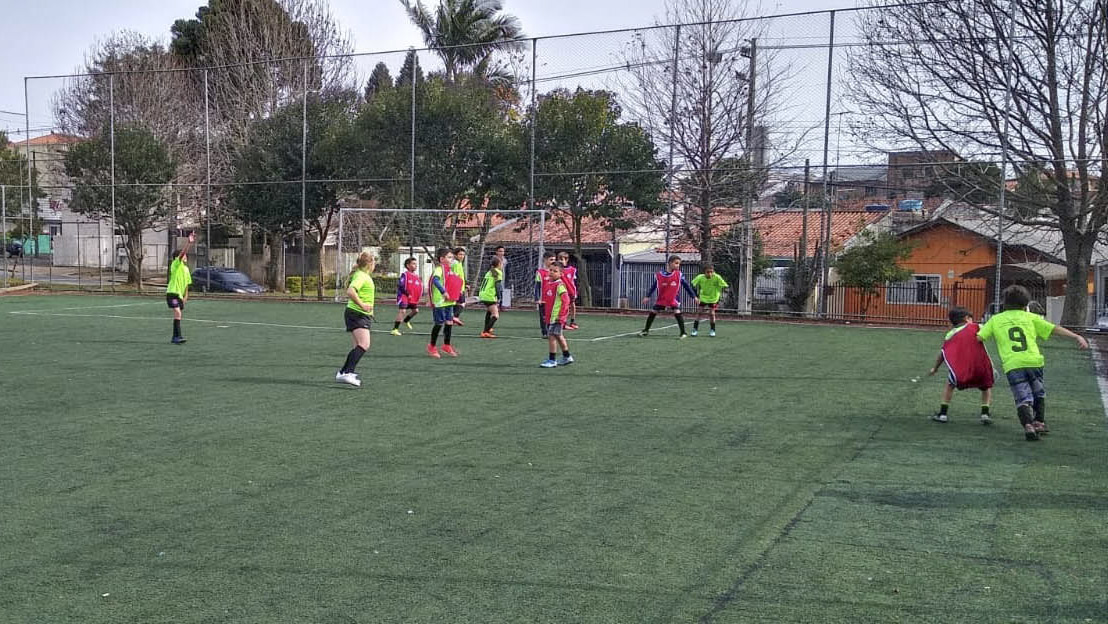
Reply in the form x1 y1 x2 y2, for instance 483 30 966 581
427 248 460 359
337 252 376 387
451 247 468 326
479 256 504 338
166 232 195 344
690 265 729 337
977 285 1089 440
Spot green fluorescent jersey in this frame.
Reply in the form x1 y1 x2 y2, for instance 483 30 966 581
346 269 375 316
977 309 1055 372
691 273 729 304
479 268 502 302
431 265 453 308
167 258 192 296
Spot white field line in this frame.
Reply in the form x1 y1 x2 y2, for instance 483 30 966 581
10 301 159 314
591 323 677 342
7 309 606 342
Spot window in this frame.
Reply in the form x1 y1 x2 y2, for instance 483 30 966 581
49 225 62 236
887 274 941 305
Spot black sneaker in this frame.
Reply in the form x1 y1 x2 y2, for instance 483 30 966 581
1024 426 1040 441
172 336 187 344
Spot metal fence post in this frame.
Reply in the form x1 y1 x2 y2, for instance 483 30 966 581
665 25 681 256
994 1 1018 313
109 73 117 292
23 78 32 285
1 185 5 288
301 58 309 299
204 68 213 292
818 11 836 317
742 37 758 316
530 38 541 261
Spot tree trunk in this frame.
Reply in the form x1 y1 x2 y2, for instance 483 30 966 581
263 230 285 292
1060 230 1094 326
238 221 253 273
571 215 593 307
126 230 144 290
317 249 326 301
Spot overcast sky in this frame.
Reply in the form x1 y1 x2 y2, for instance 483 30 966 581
0 0 861 140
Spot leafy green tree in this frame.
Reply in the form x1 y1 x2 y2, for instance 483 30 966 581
710 228 771 308
531 89 665 305
0 132 42 224
400 0 525 83
228 94 353 293
65 126 176 288
365 62 394 101
396 50 425 87
834 228 914 319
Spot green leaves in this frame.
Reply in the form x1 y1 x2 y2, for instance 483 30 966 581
65 125 175 227
834 228 914 293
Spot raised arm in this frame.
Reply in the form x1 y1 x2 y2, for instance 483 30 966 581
1051 325 1089 350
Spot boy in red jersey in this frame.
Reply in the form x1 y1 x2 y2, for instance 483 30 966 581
534 250 556 337
640 255 698 338
927 307 995 425
426 248 462 358
540 261 574 368
391 257 423 335
557 251 580 329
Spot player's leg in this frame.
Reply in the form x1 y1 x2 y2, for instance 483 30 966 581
980 387 993 425
692 305 703 336
708 306 718 336
1030 369 1047 433
168 294 185 344
542 329 558 367
538 303 548 337
392 305 405 335
428 307 444 357
337 311 368 385
673 307 688 338
641 305 660 336
567 299 578 329
403 305 419 329
482 303 499 337
441 308 458 356
556 331 573 365
933 382 955 422
453 300 465 325
1007 370 1039 440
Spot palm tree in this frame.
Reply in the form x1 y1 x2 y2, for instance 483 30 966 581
400 0 525 83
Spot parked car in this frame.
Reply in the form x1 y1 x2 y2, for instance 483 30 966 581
191 267 265 294
1093 314 1108 333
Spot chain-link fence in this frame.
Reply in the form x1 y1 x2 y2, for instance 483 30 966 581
5 3 1104 325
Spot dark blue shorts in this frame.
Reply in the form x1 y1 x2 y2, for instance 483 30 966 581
1006 367 1044 406
433 306 455 325
166 294 185 310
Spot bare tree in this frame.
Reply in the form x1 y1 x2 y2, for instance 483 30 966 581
623 0 789 269
850 0 1108 325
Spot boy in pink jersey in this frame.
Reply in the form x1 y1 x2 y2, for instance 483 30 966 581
557 251 580 329
539 261 574 368
927 307 995 424
391 257 423 335
534 250 556 337
640 255 698 338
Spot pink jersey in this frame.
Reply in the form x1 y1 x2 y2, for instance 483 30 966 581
655 270 683 307
562 265 578 298
541 279 571 325
398 271 423 305
942 322 995 390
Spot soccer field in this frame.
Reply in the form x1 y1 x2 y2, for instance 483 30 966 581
1 294 1105 623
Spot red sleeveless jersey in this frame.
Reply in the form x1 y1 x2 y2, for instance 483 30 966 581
562 266 578 297
655 270 682 307
400 271 422 305
942 322 995 390
541 279 570 324
444 271 464 301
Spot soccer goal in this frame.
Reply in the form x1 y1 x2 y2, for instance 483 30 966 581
334 208 549 305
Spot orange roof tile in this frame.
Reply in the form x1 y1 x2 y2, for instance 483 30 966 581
10 133 83 147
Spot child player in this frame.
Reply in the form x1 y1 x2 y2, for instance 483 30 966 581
556 251 579 330
539 261 574 368
534 250 555 337
392 257 422 336
166 231 195 344
479 256 504 338
427 248 462 359
927 307 994 425
977 286 1089 440
451 247 467 326
690 264 728 337
640 255 698 338
337 252 375 387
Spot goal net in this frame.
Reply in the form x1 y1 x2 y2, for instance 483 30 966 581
334 208 549 306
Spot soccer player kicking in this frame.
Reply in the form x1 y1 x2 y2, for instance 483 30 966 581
392 257 422 336
640 255 698 339
927 307 994 424
479 256 504 338
337 252 375 388
690 264 728 337
977 286 1089 440
166 231 195 344
427 248 461 359
540 262 574 368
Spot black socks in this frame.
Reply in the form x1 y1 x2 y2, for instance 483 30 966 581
444 324 452 345
430 325 441 346
643 313 657 332
675 313 686 335
173 319 181 338
341 346 366 374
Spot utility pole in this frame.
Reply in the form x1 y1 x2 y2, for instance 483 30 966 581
741 38 758 315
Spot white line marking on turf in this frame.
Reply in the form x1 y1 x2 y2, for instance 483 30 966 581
591 323 678 341
10 302 158 314
8 310 597 341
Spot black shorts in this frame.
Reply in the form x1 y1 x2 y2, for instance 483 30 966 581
398 302 418 310
166 294 185 310
652 304 678 312
344 308 373 332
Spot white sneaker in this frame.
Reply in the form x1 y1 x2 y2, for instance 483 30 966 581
709 329 716 337
335 371 361 387
690 329 698 336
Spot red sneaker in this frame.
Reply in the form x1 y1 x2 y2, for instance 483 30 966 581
566 323 579 330
480 331 496 339
426 345 441 359
441 345 459 357
1032 421 1049 434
